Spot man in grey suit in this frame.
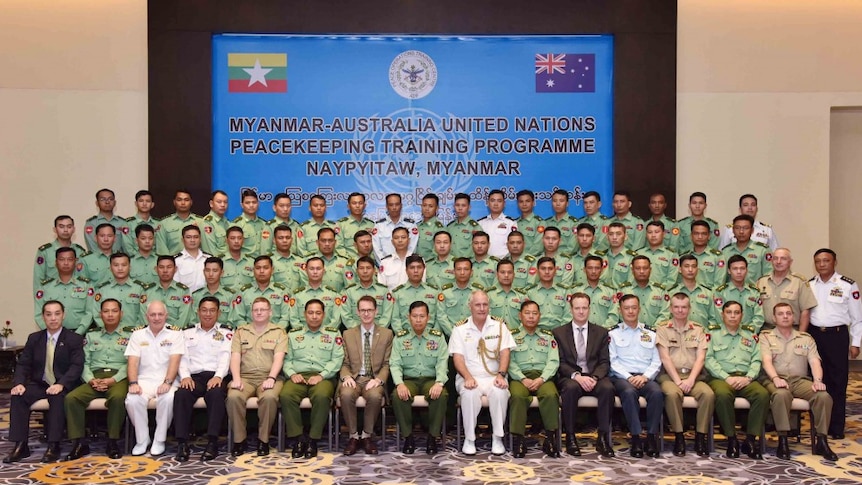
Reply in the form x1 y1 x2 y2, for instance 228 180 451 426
552 292 615 458
4 300 85 463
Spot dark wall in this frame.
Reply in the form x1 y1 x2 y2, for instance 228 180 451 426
148 0 676 218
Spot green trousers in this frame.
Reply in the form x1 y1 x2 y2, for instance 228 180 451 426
391 377 448 438
279 373 335 440
508 370 559 434
708 377 768 436
65 374 128 440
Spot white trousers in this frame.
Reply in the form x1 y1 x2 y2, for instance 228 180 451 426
125 379 177 444
456 375 510 441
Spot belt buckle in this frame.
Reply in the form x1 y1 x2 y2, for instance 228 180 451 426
680 368 690 375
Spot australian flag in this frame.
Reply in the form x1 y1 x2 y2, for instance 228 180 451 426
535 53 595 93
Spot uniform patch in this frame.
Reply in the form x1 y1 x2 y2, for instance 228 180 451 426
412 227 419 235
714 298 723 307
386 292 393 301
261 231 270 239
284 295 290 303
86 226 94 234
437 293 445 302
636 223 644 231
565 263 572 271
122 227 130 234
36 256 44 265
345 271 354 280
671 227 680 236
87 288 94 296
717 261 725 268
529 267 537 275
854 291 861 300
765 253 773 261
335 336 343 346
205 226 213 234
35 290 44 299
182 295 191 304
537 226 545 233
427 340 438 351
94 293 102 302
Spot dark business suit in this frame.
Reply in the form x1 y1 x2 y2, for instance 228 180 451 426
552 322 613 435
339 324 394 437
10 329 85 442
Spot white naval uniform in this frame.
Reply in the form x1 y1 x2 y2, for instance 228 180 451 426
372 216 418 260
719 220 779 251
179 323 232 379
478 214 518 259
173 249 211 293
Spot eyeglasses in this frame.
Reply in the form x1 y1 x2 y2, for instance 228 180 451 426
357 308 376 314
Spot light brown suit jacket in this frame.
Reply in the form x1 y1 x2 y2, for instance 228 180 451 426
339 324 394 383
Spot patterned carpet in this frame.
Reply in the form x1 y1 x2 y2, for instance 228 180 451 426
2 376 862 484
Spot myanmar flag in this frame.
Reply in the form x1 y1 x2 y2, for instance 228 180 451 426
227 53 287 93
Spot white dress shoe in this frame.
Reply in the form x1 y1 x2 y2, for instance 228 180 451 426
132 440 151 456
150 441 166 456
491 436 506 455
462 439 477 455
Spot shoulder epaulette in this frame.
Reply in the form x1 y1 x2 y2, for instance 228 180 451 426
489 315 505 323
720 243 733 251
715 283 728 292
85 215 98 222
705 217 718 225
747 283 759 291
39 277 55 286
595 249 608 256
755 242 769 249
292 286 306 293
97 280 111 289
468 220 480 227
129 325 146 332
404 218 415 223
165 324 181 331
80 250 93 258
477 216 489 221
336 216 349 223
523 254 536 262
425 282 441 290
76 276 91 284
175 281 189 290
759 329 774 336
346 258 355 266
707 323 722 331
617 281 633 289
396 329 409 337
521 283 538 292
392 283 406 292
741 324 756 333
454 318 468 327
725 223 733 229
324 326 339 333
539 328 553 336
429 328 443 337
799 331 812 338
760 221 772 228
790 272 807 281
514 287 529 295
709 248 723 256
841 275 856 285
625 249 639 257
343 283 357 291
173 252 183 258
323 285 338 292
441 283 454 291
650 282 666 290
239 283 253 292
289 327 304 332
510 327 522 335
484 285 498 293
232 216 243 223
38 242 52 251
470 282 485 290
203 214 214 222
375 217 386 223
434 221 444 227
272 282 287 291
141 282 156 290
380 254 392 261
657 319 672 327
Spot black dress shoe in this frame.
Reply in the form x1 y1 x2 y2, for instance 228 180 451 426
630 435 644 458
646 434 660 458
596 434 615 458
175 442 190 462
201 440 219 461
775 436 791 460
291 439 307 458
401 436 415 455
512 435 527 458
41 443 61 463
695 432 709 457
304 440 318 458
726 436 740 458
814 435 839 461
65 441 90 461
830 433 845 440
106 439 122 459
426 436 438 455
673 433 686 457
257 441 270 456
741 435 762 460
565 435 581 456
543 430 561 458
2 442 30 463
231 440 247 457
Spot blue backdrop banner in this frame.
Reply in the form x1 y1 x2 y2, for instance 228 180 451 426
213 34 614 222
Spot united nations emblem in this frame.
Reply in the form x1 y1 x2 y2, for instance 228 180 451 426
389 50 437 99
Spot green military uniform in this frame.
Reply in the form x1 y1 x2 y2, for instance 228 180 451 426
34 277 96 334
659 283 716 328
546 214 579 254
515 213 545 256
619 281 667 329
445 218 480 259
470 257 499 289
508 327 560 435
756 273 818 331
655 320 713 434
220 253 255 290
93 279 148 329
569 251 599 287
319 254 350 292
390 327 449 439
155 213 201 256
637 246 680 288
524 284 572 330
33 240 88 291
295 219 336 258
65 326 131 440
609 213 646 251
232 214 268 256
288 285 342 330
280 326 344 440
652 215 680 254
425 256 455 288
129 252 159 287
271 252 305 292
676 216 721 255
392 283 442 334
578 213 610 251
531 253 576 287
230 282 291 328
145 282 194 328
260 217 302 256
438 283 482 336
415 218 445 262
713 283 765 333
200 211 230 256
342 282 394 329
192 284 237 326
759 329 832 435
705 325 768 437
226 323 288 443
121 215 157 256
79 251 113 287
687 248 726 290
84 214 127 253
487 286 529 330
570 282 620 329
721 241 772 286
598 248 637 289
335 216 374 254
508 255 537 291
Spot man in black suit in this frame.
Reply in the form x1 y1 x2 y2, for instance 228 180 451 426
3 300 85 463
552 292 615 457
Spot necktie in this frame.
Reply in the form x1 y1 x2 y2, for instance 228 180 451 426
363 331 372 376
45 337 56 385
576 327 588 374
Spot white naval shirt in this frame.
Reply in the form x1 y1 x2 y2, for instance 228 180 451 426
174 249 211 293
478 214 518 258
179 323 232 379
449 316 515 379
810 272 862 347
124 326 185 384
372 216 418 260
719 220 779 251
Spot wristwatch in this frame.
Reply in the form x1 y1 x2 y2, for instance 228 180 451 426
498 371 508 378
